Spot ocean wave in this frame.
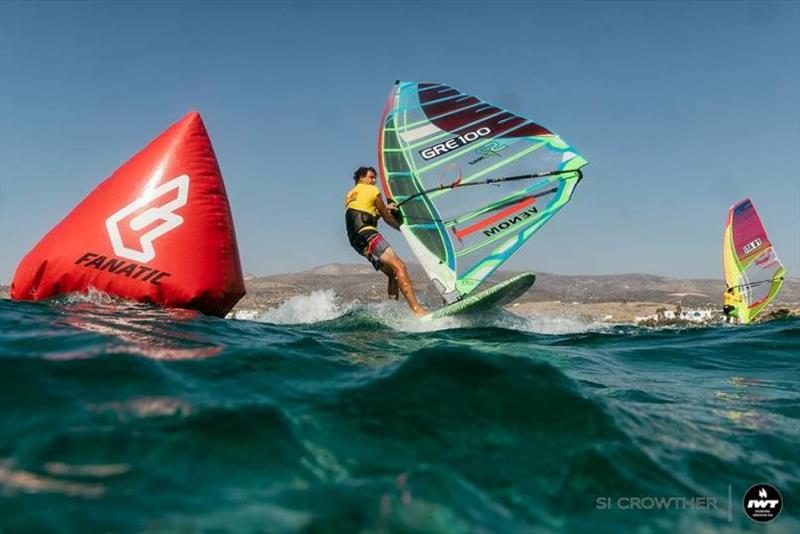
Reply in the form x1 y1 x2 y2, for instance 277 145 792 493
1 298 798 531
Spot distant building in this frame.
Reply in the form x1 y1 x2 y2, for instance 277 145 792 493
635 308 715 324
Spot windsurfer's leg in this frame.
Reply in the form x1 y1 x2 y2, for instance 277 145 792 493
378 248 426 315
379 264 399 299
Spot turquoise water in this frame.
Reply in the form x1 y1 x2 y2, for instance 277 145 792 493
1 292 798 533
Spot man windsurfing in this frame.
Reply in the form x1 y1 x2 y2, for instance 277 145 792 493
345 166 427 315
722 286 742 324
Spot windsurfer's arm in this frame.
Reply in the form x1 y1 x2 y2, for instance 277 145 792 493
376 195 402 230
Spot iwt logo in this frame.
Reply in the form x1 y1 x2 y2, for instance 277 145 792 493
105 175 190 263
743 483 782 523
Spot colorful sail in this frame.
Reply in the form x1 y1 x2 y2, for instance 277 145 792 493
722 198 785 323
378 81 587 303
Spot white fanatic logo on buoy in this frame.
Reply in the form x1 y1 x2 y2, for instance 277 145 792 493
105 175 190 263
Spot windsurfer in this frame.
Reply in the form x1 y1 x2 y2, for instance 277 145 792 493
345 166 427 315
722 286 741 323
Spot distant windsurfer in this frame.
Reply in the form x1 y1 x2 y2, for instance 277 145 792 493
345 166 427 315
722 286 741 323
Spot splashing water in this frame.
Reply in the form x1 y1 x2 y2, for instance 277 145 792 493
240 290 351 324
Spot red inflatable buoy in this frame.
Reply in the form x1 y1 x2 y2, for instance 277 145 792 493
11 112 245 317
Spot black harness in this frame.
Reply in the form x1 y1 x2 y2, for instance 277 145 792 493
345 209 379 254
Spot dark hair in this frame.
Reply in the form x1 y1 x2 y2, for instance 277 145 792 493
353 166 377 183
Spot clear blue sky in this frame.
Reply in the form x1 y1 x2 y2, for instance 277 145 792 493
1 1 798 283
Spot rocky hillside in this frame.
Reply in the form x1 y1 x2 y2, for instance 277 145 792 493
235 264 800 310
3 264 797 311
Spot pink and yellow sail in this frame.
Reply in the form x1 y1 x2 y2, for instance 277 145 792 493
722 198 785 323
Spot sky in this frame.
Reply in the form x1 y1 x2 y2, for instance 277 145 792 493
1 0 798 283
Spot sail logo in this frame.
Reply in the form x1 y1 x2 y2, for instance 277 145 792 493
469 141 507 165
105 174 190 263
483 206 538 237
754 249 780 271
742 238 762 255
743 484 782 523
420 127 492 161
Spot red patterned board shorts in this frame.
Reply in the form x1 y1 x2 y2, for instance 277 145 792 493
363 232 390 270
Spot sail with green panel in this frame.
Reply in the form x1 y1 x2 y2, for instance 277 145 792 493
378 81 587 303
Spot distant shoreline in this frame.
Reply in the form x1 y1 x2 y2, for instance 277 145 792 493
3 264 798 323
231 264 799 322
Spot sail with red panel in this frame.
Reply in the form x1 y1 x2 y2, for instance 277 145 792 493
378 81 587 303
722 198 785 323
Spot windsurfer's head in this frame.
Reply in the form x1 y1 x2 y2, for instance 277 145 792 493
353 166 377 184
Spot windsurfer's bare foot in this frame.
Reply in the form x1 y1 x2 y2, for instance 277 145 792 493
412 307 427 316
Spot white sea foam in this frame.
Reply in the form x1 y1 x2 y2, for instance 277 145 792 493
361 299 466 333
56 287 121 306
514 313 608 335
247 290 352 324
355 300 605 335
226 309 262 321
420 308 607 335
230 289 608 334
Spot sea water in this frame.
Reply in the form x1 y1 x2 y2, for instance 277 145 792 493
0 291 797 532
